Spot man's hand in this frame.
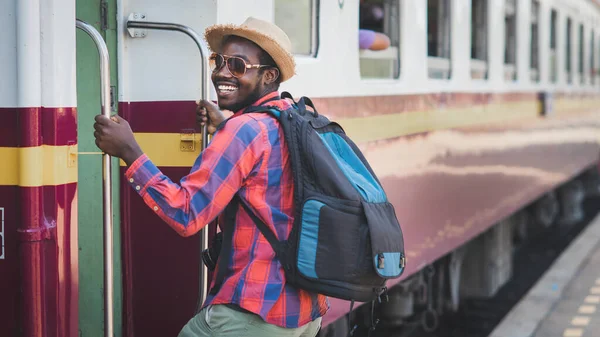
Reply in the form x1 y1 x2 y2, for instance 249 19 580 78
93 115 143 166
196 100 231 135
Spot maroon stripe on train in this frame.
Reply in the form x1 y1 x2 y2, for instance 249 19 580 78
41 107 77 146
1 183 78 337
20 107 42 147
0 108 18 147
0 107 77 147
119 101 200 133
0 185 19 336
310 92 539 119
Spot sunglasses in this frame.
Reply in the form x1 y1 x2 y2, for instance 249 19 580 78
209 53 271 78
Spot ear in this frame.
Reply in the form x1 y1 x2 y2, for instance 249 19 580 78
263 67 280 85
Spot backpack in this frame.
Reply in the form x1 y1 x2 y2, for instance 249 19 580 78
210 92 406 303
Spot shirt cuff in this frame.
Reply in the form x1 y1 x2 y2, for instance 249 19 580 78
124 154 161 195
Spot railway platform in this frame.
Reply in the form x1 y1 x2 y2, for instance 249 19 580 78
489 212 600 337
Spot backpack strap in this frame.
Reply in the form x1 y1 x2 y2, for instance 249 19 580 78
209 196 240 295
297 97 319 117
210 195 284 294
281 91 297 105
239 199 284 257
243 105 282 118
281 91 318 117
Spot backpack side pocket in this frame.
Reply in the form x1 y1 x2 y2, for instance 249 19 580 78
362 201 406 279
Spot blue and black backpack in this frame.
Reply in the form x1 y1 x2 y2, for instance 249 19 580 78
211 92 406 304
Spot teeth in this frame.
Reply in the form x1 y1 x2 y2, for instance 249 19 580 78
218 85 238 92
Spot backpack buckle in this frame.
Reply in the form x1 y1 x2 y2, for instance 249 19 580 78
377 292 389 304
375 286 388 303
369 319 380 332
377 253 385 269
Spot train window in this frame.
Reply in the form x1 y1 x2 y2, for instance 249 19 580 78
427 0 452 79
578 24 584 84
471 0 488 79
359 0 401 79
566 18 572 84
504 0 517 81
550 9 558 83
591 31 596 85
530 0 539 82
274 0 319 56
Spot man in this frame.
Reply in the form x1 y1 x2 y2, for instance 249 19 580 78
93 17 327 337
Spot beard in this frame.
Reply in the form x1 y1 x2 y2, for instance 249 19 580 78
218 81 265 113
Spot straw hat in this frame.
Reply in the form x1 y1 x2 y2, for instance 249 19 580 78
204 17 296 82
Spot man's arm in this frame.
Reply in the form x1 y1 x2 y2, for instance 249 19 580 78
95 114 266 237
359 29 391 51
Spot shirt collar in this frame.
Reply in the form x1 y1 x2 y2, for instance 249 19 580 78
233 91 281 116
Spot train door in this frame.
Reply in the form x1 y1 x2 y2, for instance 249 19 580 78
75 1 122 336
118 11 214 335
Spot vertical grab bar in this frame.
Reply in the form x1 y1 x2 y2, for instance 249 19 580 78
76 19 114 337
125 19 212 311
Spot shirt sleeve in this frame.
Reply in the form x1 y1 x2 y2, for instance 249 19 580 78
124 115 267 237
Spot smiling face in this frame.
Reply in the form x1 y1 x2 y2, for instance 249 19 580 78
212 36 280 112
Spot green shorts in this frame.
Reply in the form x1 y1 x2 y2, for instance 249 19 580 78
178 304 322 337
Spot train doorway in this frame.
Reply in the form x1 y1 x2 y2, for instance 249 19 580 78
75 1 122 336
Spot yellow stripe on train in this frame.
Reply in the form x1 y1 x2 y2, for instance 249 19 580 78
118 133 203 167
0 145 78 186
0 97 594 183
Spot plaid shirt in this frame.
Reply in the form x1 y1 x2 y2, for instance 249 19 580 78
125 92 329 328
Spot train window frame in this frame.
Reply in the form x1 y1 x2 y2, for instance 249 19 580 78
359 0 401 80
504 0 517 81
591 30 595 85
471 0 489 80
530 0 540 82
550 9 558 83
566 17 572 84
578 23 584 84
427 0 452 80
273 0 320 57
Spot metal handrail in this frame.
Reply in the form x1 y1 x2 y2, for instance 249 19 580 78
76 19 114 337
125 18 212 312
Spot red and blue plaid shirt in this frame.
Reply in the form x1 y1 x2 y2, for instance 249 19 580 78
125 92 329 328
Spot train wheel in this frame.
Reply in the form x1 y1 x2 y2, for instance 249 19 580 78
529 191 559 235
556 180 585 227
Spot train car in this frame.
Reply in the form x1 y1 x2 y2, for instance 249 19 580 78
2 0 600 336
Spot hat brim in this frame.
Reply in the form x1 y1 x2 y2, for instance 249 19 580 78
205 24 296 82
